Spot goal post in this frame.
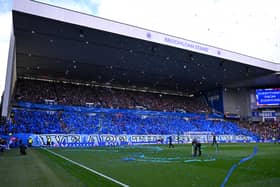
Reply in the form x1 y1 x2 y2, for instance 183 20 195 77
183 131 213 144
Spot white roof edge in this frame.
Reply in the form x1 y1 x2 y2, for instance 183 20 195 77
13 0 280 72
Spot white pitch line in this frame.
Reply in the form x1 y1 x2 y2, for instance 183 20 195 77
43 148 129 187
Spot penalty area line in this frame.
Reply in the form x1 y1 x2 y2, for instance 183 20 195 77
42 148 129 187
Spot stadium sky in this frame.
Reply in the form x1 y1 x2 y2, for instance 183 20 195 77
0 0 280 102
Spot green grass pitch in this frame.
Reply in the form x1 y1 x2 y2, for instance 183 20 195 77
0 143 279 187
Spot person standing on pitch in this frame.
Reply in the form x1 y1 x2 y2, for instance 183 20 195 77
47 136 51 147
168 136 174 148
192 138 201 157
28 137 33 147
19 139 27 155
212 133 218 149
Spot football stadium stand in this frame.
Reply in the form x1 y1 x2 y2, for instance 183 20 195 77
0 78 262 143
2 108 256 137
15 78 210 113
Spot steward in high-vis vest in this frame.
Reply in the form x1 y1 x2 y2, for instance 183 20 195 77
47 137 51 147
28 137 33 147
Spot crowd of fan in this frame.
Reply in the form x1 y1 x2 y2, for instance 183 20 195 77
7 79 279 141
239 121 280 141
0 109 257 140
15 79 210 113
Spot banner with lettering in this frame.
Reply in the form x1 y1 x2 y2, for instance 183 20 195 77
26 133 255 147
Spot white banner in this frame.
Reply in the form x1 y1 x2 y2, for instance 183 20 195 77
27 133 254 147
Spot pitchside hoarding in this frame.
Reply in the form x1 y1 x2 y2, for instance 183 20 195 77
24 133 254 147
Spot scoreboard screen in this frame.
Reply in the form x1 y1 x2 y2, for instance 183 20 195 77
256 88 280 106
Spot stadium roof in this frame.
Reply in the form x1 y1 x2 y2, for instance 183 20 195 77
11 0 280 94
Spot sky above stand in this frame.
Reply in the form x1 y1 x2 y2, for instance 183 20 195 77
0 0 280 101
